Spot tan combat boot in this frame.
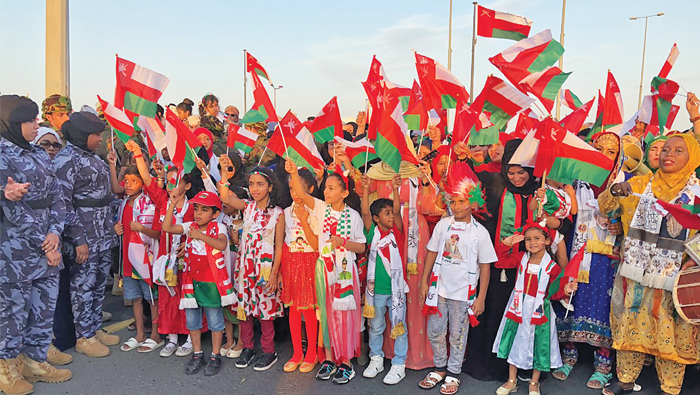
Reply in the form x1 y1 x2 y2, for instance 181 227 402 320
75 337 110 358
0 358 33 395
17 355 71 384
46 344 72 366
95 330 120 346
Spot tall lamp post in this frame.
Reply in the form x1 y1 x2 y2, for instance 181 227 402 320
630 12 665 109
273 85 283 109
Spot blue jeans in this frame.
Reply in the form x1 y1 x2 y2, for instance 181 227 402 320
122 276 156 302
368 293 407 365
185 307 225 332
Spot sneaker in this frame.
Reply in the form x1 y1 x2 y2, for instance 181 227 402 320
75 337 110 358
176 342 193 357
185 353 205 375
253 352 278 372
332 363 356 385
382 364 406 385
95 329 120 346
203 355 222 376
315 361 336 381
362 355 384 378
159 342 178 358
235 348 256 369
46 344 73 366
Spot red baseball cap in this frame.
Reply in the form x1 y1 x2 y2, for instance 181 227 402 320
190 191 222 211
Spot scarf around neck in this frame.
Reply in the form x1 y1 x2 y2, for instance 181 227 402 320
506 252 557 325
320 203 357 311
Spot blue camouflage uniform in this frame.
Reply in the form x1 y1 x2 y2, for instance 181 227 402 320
0 139 66 362
53 141 117 340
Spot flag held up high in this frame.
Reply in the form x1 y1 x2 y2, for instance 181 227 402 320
476 5 532 41
114 55 169 120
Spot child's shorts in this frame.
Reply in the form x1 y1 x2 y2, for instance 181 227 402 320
186 307 225 332
123 276 157 302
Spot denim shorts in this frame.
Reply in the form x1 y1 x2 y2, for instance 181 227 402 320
185 307 225 332
123 276 157 302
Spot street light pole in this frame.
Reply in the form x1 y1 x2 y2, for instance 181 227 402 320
630 12 664 109
273 85 283 109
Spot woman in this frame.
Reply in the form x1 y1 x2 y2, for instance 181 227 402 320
0 95 71 391
194 128 220 182
600 134 700 395
34 127 63 160
643 134 668 173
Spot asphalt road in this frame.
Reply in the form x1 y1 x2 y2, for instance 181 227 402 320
34 293 700 395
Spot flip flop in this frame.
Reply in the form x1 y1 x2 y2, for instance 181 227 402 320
602 381 635 395
120 337 143 352
137 339 165 353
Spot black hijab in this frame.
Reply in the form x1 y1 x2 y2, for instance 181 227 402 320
501 139 537 196
0 95 39 150
61 111 105 152
226 151 246 188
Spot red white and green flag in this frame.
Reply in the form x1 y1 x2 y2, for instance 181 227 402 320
268 111 325 171
650 76 679 133
241 73 278 124
362 55 387 140
403 80 428 131
415 52 469 111
335 136 378 169
114 56 169 120
468 113 500 146
97 95 135 143
375 85 420 172
586 90 606 141
652 192 700 230
489 30 564 88
512 108 540 139
164 108 202 173
602 71 623 129
658 43 679 79
308 96 342 143
559 97 594 134
519 66 571 113
226 123 258 154
638 95 680 143
246 52 273 85
476 5 532 41
473 75 534 129
560 89 583 110
136 116 166 158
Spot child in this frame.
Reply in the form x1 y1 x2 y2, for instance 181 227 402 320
360 173 409 385
418 163 497 395
286 160 366 385
493 222 577 395
281 168 322 373
113 165 162 353
217 163 285 372
162 191 234 376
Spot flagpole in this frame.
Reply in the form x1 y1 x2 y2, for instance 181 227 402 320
243 49 248 112
448 0 453 71
470 2 477 99
555 0 567 120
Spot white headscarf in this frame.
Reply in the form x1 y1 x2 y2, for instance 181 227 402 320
33 126 63 146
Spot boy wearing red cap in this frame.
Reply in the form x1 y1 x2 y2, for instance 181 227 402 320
162 191 234 377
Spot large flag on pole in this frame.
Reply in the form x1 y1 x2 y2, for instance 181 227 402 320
246 52 273 85
658 43 679 79
241 72 278 123
476 5 532 41
114 55 169 120
164 109 202 173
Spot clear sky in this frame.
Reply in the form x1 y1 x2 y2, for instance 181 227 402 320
1 0 697 130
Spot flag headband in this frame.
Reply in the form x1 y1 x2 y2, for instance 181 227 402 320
249 170 273 184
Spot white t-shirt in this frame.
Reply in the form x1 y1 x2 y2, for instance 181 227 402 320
426 216 497 301
313 197 366 264
284 202 324 252
181 221 228 256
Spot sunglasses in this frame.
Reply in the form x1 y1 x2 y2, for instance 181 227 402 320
226 113 239 117
39 141 63 150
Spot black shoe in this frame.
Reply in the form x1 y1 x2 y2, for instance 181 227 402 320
235 348 256 369
185 353 205 375
332 363 355 385
203 354 222 376
253 352 278 371
316 361 336 380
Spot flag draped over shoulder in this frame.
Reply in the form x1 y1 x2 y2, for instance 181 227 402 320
476 5 532 41
114 55 169 120
164 108 201 173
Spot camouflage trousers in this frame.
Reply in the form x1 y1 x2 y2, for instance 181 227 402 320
69 249 111 339
0 276 59 361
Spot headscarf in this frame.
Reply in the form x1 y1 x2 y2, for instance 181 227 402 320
591 132 623 196
61 111 105 152
643 134 668 172
501 139 537 195
226 151 246 188
0 95 39 150
651 133 700 202
194 127 214 159
33 126 63 146
431 145 451 184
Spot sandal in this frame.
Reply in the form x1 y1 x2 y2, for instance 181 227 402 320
602 381 635 395
137 338 165 353
120 337 143 352
587 371 613 389
529 382 541 395
439 376 460 395
418 371 445 390
496 379 518 395
552 363 574 381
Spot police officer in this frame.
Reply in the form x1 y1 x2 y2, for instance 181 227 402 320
0 95 72 394
53 112 120 358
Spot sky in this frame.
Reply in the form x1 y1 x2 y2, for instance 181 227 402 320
1 0 698 130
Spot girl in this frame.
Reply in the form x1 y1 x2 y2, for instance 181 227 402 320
218 162 285 372
194 128 220 182
286 160 366 385
493 222 577 395
124 140 203 358
281 168 321 373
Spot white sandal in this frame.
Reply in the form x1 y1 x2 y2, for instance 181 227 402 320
496 379 518 395
120 337 143 352
137 339 165 353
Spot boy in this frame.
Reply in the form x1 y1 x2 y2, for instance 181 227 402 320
418 163 498 394
162 191 235 377
360 174 409 385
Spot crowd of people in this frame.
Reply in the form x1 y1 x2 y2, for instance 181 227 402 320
1 90 700 395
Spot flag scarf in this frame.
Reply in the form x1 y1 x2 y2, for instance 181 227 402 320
477 5 532 41
505 253 558 325
227 123 258 154
268 111 325 171
415 52 469 111
118 193 156 285
335 136 378 169
602 71 623 128
560 89 583 109
658 43 679 79
559 97 594 134
114 56 169 119
519 66 571 112
309 96 342 143
137 116 166 158
475 76 534 129
97 95 135 143
164 108 201 173
489 30 564 87
375 85 420 172
241 73 278 123
246 52 272 84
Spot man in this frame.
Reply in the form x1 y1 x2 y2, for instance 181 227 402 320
41 94 73 137
224 105 240 126
53 112 120 358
